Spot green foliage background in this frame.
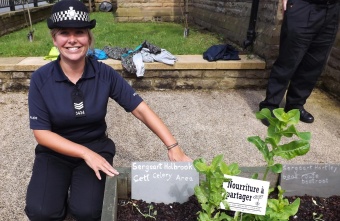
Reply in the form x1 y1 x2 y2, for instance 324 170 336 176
0 12 224 57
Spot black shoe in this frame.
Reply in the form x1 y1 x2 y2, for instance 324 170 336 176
259 106 275 127
261 119 270 127
299 108 314 123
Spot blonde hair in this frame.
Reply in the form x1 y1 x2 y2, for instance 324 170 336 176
50 28 95 52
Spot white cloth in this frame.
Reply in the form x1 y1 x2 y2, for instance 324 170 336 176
151 49 177 65
141 48 154 63
132 52 145 77
131 47 177 77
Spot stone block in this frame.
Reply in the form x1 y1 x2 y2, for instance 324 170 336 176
131 78 153 89
154 79 176 89
178 70 203 78
12 72 26 79
203 70 229 78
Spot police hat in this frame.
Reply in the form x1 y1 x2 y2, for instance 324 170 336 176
47 0 96 29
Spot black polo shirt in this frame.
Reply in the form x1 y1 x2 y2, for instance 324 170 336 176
28 57 143 143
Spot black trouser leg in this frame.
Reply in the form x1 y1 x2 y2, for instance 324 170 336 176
260 0 340 110
286 3 340 109
68 153 113 221
25 154 72 221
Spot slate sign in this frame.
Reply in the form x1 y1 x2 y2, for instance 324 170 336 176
131 162 199 204
280 164 340 197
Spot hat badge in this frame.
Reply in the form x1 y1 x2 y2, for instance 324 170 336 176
67 7 76 19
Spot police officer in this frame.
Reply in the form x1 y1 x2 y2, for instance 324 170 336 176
259 0 339 125
25 0 191 220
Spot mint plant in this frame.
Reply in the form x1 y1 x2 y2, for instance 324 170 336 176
193 154 241 221
193 108 311 221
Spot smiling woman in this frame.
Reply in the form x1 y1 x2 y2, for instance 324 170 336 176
24 0 192 220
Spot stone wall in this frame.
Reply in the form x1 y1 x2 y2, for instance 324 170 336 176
0 69 269 92
190 0 280 67
0 55 267 92
0 4 52 37
113 0 184 22
322 28 340 99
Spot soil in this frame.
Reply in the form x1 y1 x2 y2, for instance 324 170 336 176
117 195 340 221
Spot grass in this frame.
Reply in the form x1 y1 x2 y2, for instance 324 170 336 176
0 12 224 57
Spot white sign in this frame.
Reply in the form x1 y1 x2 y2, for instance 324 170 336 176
220 175 270 215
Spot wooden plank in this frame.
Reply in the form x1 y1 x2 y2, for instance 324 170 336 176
101 176 118 221
117 167 131 199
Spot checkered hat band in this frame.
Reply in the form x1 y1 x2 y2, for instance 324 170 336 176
51 10 90 23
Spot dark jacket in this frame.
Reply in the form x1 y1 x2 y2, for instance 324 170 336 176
203 44 240 61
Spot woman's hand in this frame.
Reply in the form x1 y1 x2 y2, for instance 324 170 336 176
82 149 119 180
167 146 192 162
33 130 120 180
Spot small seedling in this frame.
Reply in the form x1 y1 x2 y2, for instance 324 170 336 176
129 201 157 220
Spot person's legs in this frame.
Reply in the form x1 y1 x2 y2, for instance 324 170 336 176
68 153 113 221
259 0 317 110
285 3 340 109
25 153 72 221
68 138 115 221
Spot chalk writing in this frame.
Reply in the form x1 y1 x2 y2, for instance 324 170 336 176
131 162 199 204
281 164 340 197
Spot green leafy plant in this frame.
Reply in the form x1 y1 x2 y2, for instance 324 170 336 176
242 186 300 221
244 108 311 220
248 108 311 179
193 108 311 221
193 155 241 221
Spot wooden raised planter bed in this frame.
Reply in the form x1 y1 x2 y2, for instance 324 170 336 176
100 166 279 221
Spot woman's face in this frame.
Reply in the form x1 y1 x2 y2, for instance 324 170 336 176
53 28 90 63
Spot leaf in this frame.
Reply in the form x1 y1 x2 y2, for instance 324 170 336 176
211 154 223 170
251 173 259 179
285 109 300 125
280 198 300 219
220 162 241 176
297 131 312 141
248 136 271 163
273 140 310 160
256 108 276 125
198 212 211 221
269 163 283 173
274 108 299 125
272 108 286 120
228 163 241 176
267 126 282 144
194 159 209 174
256 108 272 120
265 137 278 148
281 125 298 138
219 212 234 221
194 186 208 204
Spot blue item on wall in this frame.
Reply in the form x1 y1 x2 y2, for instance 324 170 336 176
203 44 240 62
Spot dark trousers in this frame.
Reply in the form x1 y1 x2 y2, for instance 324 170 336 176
25 137 115 221
260 0 339 110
